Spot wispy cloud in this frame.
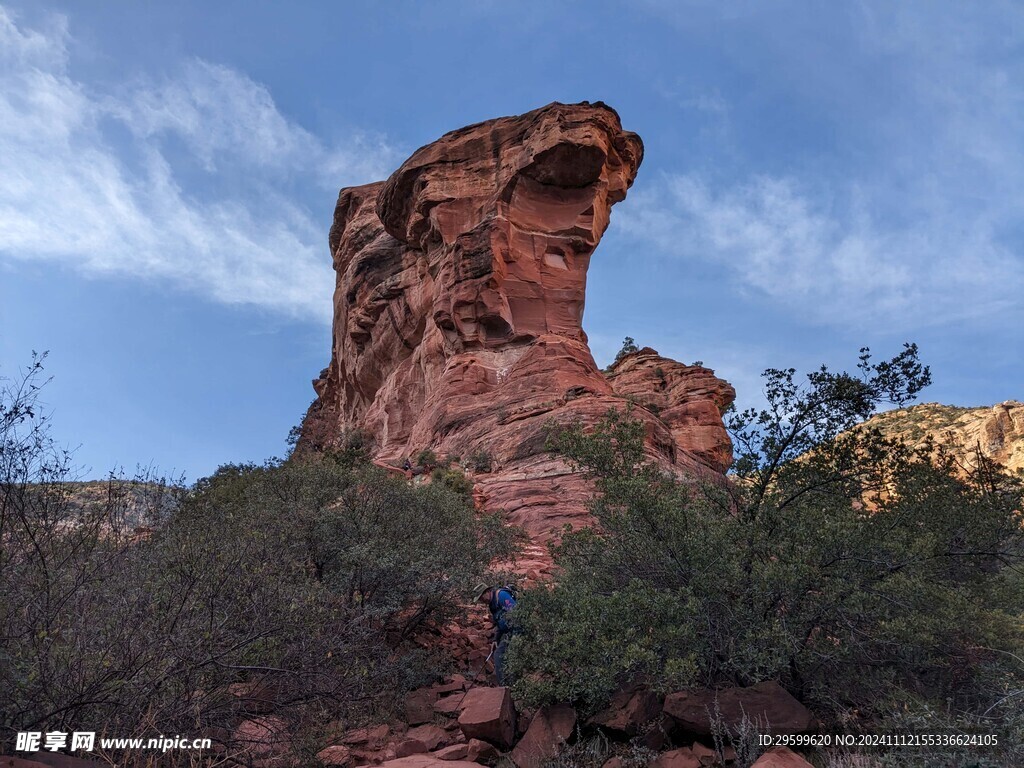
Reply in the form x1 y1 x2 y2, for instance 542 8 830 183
619 173 1023 329
0 6 398 323
624 1 1024 333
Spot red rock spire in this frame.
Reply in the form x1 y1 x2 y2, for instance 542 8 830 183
300 102 734 541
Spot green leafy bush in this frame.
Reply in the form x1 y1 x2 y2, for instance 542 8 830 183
509 347 1024 731
430 466 475 499
416 448 440 469
468 449 494 473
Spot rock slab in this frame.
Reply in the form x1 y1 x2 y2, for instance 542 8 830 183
588 685 663 737
374 756 482 768
457 687 517 749
663 681 815 738
509 703 576 768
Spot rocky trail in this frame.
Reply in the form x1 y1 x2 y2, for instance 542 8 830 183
224 676 818 768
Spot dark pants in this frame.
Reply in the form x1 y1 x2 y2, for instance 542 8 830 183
494 634 512 687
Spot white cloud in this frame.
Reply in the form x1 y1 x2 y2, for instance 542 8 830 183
619 172 1023 330
0 6 399 323
622 2 1024 333
111 60 314 172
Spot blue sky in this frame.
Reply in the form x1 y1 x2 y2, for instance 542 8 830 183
2 1 1022 481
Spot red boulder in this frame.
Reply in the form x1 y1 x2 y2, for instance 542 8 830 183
406 689 441 725
395 740 429 759
232 716 291 766
341 725 391 749
431 744 469 761
466 738 499 764
457 687 517 749
405 725 449 752
588 686 662 737
509 703 576 768
651 747 702 768
316 745 352 766
751 747 814 768
374 756 482 768
663 682 815 738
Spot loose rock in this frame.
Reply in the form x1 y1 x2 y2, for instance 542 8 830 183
588 686 663 737
509 703 576 768
750 747 814 768
663 682 815 738
457 687 516 749
317 745 352 767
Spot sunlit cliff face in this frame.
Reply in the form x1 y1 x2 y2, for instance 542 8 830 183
374 103 643 351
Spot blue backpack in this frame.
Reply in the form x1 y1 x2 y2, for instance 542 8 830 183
489 586 517 638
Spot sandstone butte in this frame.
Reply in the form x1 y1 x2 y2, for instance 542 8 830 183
297 101 736 543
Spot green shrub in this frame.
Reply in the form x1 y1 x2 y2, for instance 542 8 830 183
468 448 494 473
416 448 440 468
0 358 519 762
510 346 1024 728
430 466 475 499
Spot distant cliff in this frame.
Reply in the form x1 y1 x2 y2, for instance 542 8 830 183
863 401 1024 474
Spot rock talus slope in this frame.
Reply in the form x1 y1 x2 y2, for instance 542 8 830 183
299 102 735 539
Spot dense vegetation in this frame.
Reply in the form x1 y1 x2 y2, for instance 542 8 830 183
5 345 1024 766
509 346 1024 760
0 355 516 763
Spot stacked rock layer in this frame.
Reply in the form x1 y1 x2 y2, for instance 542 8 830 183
299 102 735 540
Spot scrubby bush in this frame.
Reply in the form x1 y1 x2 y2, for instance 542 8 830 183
468 449 494 473
509 346 1024 740
0 357 518 762
415 448 440 469
430 465 475 499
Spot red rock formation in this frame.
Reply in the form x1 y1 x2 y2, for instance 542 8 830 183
663 681 816 738
861 400 1024 475
300 102 734 540
605 347 736 474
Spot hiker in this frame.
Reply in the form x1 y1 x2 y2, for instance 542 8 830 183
474 583 517 686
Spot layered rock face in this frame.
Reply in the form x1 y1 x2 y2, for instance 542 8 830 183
863 400 1024 475
605 347 736 476
300 102 735 539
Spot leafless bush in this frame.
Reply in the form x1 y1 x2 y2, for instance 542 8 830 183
1 356 518 764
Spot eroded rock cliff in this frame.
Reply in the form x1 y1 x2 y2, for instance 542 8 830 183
299 102 735 539
863 401 1024 475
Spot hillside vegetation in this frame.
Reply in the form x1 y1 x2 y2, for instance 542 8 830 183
0 356 517 765
4 348 1023 767
510 346 1024 766
863 401 1024 475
